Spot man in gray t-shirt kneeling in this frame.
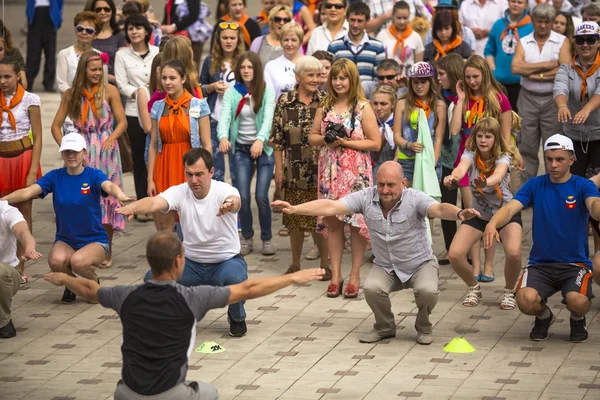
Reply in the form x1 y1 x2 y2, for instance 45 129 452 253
273 161 479 345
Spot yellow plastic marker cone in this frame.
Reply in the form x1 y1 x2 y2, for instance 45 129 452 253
196 341 225 354
443 337 475 353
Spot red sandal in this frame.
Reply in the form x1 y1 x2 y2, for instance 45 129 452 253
343 283 359 298
326 281 344 298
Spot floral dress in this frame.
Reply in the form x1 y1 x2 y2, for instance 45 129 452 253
317 100 372 239
74 100 125 231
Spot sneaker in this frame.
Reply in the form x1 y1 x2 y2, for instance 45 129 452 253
499 289 516 310
241 238 253 256
0 320 16 339
359 329 395 343
416 331 433 345
530 307 555 341
305 244 320 260
569 317 588 343
61 288 76 304
262 241 276 256
462 285 482 307
228 312 247 337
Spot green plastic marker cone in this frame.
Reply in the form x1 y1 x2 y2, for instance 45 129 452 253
443 337 475 353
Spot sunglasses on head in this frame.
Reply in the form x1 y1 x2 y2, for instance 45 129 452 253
273 16 292 24
325 3 346 10
219 21 240 30
377 74 397 81
76 25 96 35
575 36 598 45
94 6 111 13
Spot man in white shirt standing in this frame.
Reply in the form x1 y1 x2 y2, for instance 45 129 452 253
307 0 349 55
366 0 432 35
116 148 249 338
459 0 509 55
0 201 42 338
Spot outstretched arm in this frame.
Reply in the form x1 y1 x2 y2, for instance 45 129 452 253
426 203 480 221
271 199 350 217
12 221 42 261
44 272 100 303
1 184 43 204
100 181 135 203
116 196 170 221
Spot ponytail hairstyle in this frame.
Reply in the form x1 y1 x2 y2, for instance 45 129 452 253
149 52 163 94
465 117 521 171
372 85 398 120
67 51 106 122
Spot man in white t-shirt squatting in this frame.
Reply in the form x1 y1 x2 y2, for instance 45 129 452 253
116 148 249 337
0 201 42 338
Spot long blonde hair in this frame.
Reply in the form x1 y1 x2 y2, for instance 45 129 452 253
321 58 366 112
465 118 521 171
462 55 506 119
210 24 246 75
67 51 106 122
163 36 200 90
403 75 440 129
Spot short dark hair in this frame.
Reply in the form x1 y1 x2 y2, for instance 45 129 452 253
393 1 410 13
377 59 401 74
122 0 142 16
433 10 458 42
124 13 152 45
146 232 183 276
183 148 214 171
347 2 370 20
312 50 334 64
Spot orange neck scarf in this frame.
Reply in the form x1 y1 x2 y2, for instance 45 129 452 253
165 90 193 135
388 24 414 61
81 85 99 126
257 10 268 22
307 0 318 13
414 98 431 119
433 35 463 61
0 83 24 131
500 14 531 41
475 154 502 201
572 51 600 102
224 13 251 47
467 96 484 128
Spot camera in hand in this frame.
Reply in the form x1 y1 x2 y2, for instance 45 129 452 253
324 122 348 144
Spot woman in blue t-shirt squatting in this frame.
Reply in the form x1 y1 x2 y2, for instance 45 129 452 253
1 133 134 301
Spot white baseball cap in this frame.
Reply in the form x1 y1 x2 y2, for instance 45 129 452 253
58 133 87 152
574 22 600 37
544 134 574 152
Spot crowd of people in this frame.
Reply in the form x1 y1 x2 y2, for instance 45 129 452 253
2 0 600 398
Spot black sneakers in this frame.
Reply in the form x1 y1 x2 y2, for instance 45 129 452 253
61 288 76 304
227 312 247 337
570 317 588 343
530 307 555 341
0 320 16 339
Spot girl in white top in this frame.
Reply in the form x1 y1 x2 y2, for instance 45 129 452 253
265 22 304 100
57 12 104 94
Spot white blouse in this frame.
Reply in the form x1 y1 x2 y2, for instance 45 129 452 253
56 45 104 94
0 91 40 142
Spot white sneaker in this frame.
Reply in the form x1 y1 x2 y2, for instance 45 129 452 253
262 241 276 256
305 244 320 260
241 238 253 256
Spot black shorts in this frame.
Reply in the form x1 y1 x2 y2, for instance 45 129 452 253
517 263 595 304
462 213 523 233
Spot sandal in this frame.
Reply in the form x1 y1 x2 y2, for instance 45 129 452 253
20 275 29 285
479 273 495 283
344 283 359 298
99 260 113 269
278 228 289 237
500 289 516 310
327 281 343 298
463 285 482 307
284 265 300 275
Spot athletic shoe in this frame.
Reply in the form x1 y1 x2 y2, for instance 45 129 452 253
569 317 588 343
305 245 320 260
228 312 247 337
530 308 554 341
262 241 276 256
61 288 76 304
241 238 253 256
0 320 16 339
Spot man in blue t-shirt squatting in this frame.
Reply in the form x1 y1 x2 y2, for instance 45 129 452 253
483 134 600 344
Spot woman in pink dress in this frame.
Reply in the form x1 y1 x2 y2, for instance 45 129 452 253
308 58 381 298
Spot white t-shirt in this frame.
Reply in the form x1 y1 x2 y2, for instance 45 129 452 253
237 98 258 145
0 201 26 268
211 62 236 121
376 29 424 70
264 56 296 101
159 181 241 263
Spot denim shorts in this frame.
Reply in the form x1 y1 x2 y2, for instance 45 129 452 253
55 241 109 256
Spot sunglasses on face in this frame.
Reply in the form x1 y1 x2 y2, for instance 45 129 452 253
575 36 598 45
94 6 111 13
325 3 345 10
76 25 96 35
273 16 292 24
377 74 397 81
219 22 240 30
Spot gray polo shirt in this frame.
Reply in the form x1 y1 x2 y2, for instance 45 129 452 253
342 187 437 282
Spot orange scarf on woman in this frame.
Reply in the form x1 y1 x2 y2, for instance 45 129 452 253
81 85 100 126
433 35 463 61
500 14 531 41
415 98 431 119
165 90 193 135
572 52 600 102
467 96 484 128
475 155 502 201
257 10 269 23
388 24 414 61
223 13 252 47
0 83 24 131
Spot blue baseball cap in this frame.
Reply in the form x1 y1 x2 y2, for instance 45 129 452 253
435 0 457 9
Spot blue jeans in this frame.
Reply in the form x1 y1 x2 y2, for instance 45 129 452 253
210 118 225 182
234 143 274 241
143 254 248 322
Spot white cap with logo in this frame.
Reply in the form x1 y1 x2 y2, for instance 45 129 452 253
544 134 574 152
574 22 600 37
58 133 87 153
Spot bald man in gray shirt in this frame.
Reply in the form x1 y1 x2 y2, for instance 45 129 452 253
273 161 479 345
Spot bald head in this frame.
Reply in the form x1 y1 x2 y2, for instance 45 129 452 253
377 161 405 181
